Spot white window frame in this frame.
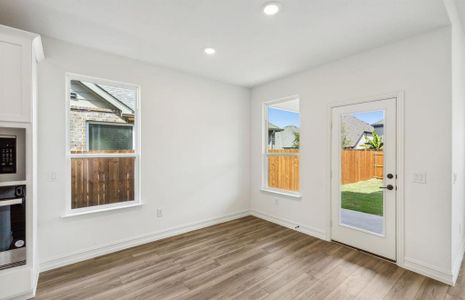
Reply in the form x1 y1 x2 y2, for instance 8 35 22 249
64 73 142 217
261 96 302 198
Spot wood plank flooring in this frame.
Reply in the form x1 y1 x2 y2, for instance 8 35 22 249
34 216 465 300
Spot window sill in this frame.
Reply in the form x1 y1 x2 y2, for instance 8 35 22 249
62 201 143 218
260 188 302 199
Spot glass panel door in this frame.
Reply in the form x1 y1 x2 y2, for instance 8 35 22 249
340 111 385 235
331 97 396 260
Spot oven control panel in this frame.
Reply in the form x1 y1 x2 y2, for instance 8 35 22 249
0 137 16 174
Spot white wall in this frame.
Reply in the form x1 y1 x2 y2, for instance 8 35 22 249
250 28 453 282
36 26 460 285
446 0 465 281
37 37 250 269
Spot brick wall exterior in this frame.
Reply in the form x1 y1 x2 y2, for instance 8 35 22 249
70 107 127 152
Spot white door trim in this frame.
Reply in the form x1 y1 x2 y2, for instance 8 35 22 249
327 91 404 265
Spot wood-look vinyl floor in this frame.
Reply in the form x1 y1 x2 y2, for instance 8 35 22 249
34 216 465 300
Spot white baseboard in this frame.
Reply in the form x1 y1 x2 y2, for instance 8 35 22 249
402 257 454 285
452 239 465 285
249 209 328 241
250 210 459 286
39 208 461 288
39 210 250 272
8 292 34 300
31 269 39 298
250 210 458 286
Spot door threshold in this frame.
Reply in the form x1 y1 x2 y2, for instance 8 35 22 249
331 240 396 264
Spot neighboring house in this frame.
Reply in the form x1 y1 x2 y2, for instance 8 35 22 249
372 119 384 137
268 122 283 148
341 116 384 149
69 80 136 152
268 123 299 149
341 115 374 149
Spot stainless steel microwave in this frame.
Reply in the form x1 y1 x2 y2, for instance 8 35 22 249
0 128 25 182
0 136 16 174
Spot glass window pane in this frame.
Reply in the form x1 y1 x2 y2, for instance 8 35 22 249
266 98 300 192
88 123 133 151
340 110 385 235
267 153 300 192
71 157 135 209
267 99 300 151
69 80 136 154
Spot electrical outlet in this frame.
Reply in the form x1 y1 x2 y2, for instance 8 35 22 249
156 208 163 218
274 198 279 206
412 172 426 184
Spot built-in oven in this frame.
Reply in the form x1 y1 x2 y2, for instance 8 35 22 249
0 185 26 270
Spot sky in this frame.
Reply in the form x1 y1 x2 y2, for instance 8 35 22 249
268 108 382 128
268 107 300 128
351 110 384 125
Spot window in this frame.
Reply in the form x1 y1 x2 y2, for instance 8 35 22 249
263 97 300 195
66 74 140 214
88 123 133 151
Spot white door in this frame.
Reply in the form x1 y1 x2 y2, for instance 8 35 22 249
331 98 397 260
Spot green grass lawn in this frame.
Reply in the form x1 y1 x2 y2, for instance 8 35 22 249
341 179 383 216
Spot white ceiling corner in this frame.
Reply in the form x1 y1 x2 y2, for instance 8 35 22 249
0 0 451 87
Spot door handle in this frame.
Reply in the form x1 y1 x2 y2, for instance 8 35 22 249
380 185 394 191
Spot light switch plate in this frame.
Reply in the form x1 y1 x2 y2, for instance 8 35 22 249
412 172 426 184
48 171 57 182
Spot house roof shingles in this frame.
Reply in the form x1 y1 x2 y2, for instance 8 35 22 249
268 122 283 131
97 84 137 111
342 115 374 148
70 80 137 116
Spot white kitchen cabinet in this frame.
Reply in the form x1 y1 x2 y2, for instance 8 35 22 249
0 24 43 300
0 25 43 123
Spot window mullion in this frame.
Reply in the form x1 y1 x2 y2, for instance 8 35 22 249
69 153 138 159
266 152 299 157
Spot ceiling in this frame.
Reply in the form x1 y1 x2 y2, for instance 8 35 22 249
0 0 451 87
270 98 299 113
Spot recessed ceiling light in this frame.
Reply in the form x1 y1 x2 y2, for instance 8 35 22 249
204 48 216 55
263 2 281 16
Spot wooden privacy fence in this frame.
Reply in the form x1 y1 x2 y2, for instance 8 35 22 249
267 149 383 191
341 150 384 184
71 149 381 208
71 156 135 209
268 149 300 192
